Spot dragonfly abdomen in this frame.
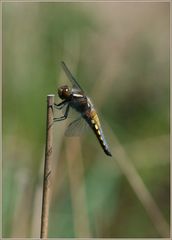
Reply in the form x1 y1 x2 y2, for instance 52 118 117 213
84 112 112 157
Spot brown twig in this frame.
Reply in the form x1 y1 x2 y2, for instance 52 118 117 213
40 95 54 239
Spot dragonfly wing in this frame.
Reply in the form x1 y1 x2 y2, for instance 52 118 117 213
61 61 84 92
61 103 69 115
65 116 89 137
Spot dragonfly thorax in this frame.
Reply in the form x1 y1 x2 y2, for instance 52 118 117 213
58 85 71 99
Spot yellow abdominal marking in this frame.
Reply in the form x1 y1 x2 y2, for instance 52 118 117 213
94 115 100 127
91 111 100 128
95 124 98 130
97 130 101 135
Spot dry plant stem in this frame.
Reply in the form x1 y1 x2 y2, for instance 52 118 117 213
108 128 169 237
40 95 54 239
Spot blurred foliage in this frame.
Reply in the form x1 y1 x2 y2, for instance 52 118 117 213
2 2 170 238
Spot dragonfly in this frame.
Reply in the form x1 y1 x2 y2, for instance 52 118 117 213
54 61 112 157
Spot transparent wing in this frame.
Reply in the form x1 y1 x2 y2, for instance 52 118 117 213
61 61 84 92
61 103 69 115
65 116 89 137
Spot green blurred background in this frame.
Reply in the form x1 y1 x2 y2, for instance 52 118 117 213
2 2 170 238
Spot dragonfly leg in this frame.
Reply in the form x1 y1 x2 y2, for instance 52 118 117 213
54 104 69 122
54 100 67 110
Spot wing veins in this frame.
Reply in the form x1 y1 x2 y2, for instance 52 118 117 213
61 61 84 92
65 116 88 137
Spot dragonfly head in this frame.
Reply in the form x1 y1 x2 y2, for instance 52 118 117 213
58 85 71 99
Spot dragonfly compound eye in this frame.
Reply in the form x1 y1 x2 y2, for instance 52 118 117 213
58 85 70 99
